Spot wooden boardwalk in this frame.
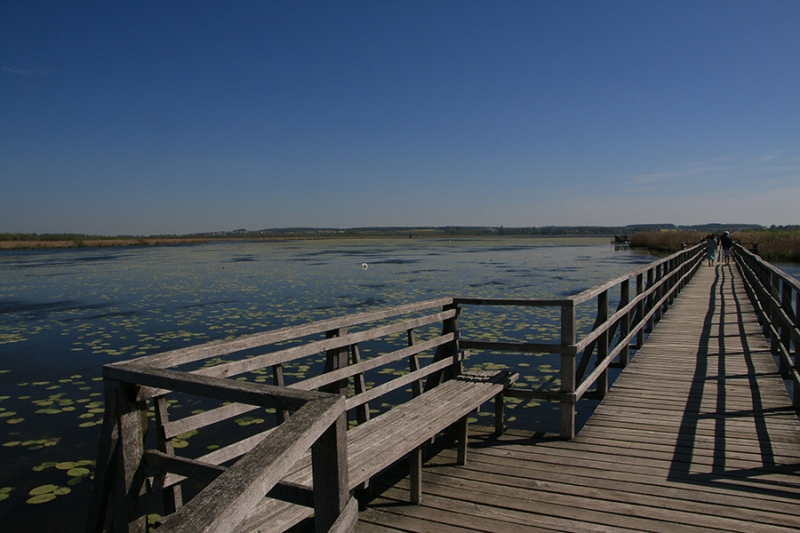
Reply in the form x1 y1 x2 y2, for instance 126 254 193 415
354 264 800 532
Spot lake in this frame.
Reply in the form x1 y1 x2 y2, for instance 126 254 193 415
0 237 670 531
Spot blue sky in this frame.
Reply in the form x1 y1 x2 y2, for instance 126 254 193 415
1 1 798 235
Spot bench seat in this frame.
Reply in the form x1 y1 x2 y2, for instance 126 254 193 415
238 369 518 533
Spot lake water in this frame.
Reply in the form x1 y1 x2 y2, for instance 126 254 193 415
0 238 674 531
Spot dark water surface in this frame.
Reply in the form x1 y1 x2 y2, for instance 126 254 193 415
0 238 657 532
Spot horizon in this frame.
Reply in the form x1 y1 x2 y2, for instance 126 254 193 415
2 2 798 235
2 221 775 239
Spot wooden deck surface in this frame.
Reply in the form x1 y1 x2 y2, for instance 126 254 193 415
354 264 800 532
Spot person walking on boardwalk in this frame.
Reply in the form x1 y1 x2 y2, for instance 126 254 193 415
705 234 718 266
720 231 733 265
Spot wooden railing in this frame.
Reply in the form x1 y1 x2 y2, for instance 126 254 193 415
86 367 353 533
457 243 705 438
734 243 800 408
87 298 464 533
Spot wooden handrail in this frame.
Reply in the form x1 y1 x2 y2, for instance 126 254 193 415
453 243 705 438
116 297 454 370
154 394 346 533
734 243 800 408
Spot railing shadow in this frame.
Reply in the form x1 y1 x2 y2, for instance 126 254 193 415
667 264 800 499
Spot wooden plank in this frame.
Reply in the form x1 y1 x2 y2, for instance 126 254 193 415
459 339 570 354
193 309 457 380
155 395 344 533
346 261 800 533
291 333 454 392
163 401 260 439
114 297 453 370
454 297 571 307
104 364 326 411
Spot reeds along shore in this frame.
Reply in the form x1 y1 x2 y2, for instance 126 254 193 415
0 238 211 250
631 230 800 262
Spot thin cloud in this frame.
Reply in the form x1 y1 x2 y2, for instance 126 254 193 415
1 65 53 76
629 153 800 190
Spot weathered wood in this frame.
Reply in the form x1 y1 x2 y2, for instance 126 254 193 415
194 309 457 381
645 266 655 332
114 381 148 533
560 302 576 440
117 297 454 370
272 364 289 424
410 445 423 505
568 245 702 305
350 344 370 425
407 329 423 398
155 395 344 533
595 289 609 396
619 278 631 366
85 379 122 533
328 496 359 533
494 391 505 435
423 304 461 391
354 262 800 533
459 339 571 355
163 427 278 489
312 411 349 532
323 328 350 396
104 364 326 411
163 401 259 440
345 354 463 411
636 272 645 346
291 334 454 392
454 297 572 307
155 396 183 513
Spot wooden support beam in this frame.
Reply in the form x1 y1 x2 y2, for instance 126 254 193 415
595 290 609 397
560 302 576 440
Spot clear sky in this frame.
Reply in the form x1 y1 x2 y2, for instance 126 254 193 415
1 1 798 235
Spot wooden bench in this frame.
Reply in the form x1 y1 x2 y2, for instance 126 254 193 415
88 298 519 533
238 369 517 533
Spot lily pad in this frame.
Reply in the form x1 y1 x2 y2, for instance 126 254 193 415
26 493 57 504
29 484 58 496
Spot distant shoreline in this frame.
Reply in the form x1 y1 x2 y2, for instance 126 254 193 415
0 234 617 251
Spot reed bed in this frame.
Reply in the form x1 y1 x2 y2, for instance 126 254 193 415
630 231 702 253
632 230 800 263
732 230 800 262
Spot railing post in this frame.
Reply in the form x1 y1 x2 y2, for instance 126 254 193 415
323 328 349 395
155 396 183 514
781 281 793 378
646 267 655 331
560 302 576 440
351 344 370 424
658 262 667 316
620 279 630 366
636 273 645 346
668 258 676 306
312 412 349 533
424 303 461 391
770 274 788 375
795 290 800 409
595 290 609 397
272 365 289 424
113 381 148 533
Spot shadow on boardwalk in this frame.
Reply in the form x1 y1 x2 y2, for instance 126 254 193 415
668 264 800 500
354 264 800 533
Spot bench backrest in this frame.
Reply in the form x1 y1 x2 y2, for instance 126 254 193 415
105 297 464 499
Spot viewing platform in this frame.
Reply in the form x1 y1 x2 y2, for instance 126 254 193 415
87 244 800 533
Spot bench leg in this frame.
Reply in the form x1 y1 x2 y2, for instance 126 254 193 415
494 391 505 436
456 415 469 466
410 445 423 504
